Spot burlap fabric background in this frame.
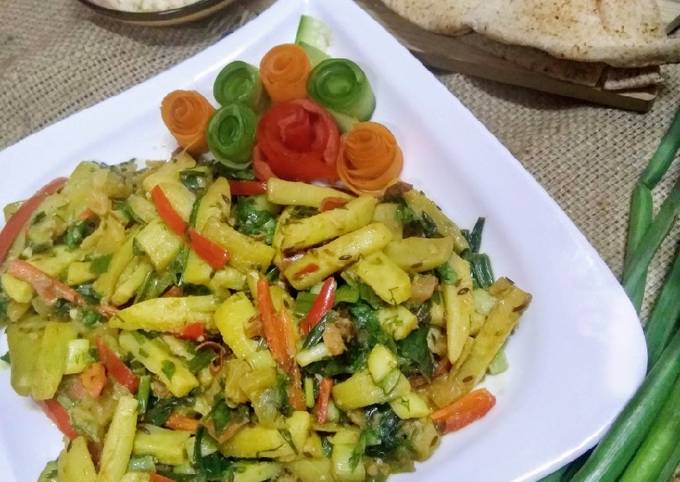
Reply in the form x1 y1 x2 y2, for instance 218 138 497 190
1 0 679 477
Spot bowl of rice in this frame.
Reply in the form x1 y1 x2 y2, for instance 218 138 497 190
77 0 238 26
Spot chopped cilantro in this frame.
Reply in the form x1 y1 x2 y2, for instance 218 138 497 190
161 360 176 380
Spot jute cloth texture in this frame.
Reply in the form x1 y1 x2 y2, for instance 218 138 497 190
1 2 679 333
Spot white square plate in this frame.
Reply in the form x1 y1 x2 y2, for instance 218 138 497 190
0 1 647 481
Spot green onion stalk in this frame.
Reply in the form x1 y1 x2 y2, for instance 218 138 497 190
623 183 653 311
570 328 680 482
644 247 680 367
623 180 680 303
213 61 268 112
207 103 257 170
307 58 376 126
619 374 680 482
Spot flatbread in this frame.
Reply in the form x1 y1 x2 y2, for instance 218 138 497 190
460 33 605 86
381 0 478 35
603 66 664 90
463 0 680 67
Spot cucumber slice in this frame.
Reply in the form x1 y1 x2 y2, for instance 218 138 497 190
328 108 358 133
299 41 329 67
295 15 331 52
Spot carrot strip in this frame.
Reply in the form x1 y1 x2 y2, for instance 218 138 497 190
259 44 311 103
256 279 290 370
161 90 214 155
165 413 199 432
337 122 403 196
431 388 496 434
81 363 107 399
8 260 83 306
315 378 334 424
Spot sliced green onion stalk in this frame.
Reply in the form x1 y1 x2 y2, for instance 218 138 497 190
624 183 653 311
644 247 680 367
207 103 257 170
618 374 680 482
308 58 376 121
622 180 680 304
571 328 680 482
213 61 267 112
640 105 680 189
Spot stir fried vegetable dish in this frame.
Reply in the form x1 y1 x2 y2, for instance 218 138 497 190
0 15 531 482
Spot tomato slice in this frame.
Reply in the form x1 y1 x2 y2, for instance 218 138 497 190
151 185 187 236
0 177 67 264
256 99 340 183
179 322 206 341
41 399 78 439
96 338 139 394
300 277 336 336
228 180 267 196
253 148 276 181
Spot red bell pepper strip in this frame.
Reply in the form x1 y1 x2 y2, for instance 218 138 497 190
150 474 177 482
0 177 67 264
188 228 230 270
228 180 267 196
315 378 334 424
179 322 206 341
256 278 290 370
8 260 83 306
299 277 336 336
41 399 78 439
294 263 320 279
320 197 350 212
96 338 139 394
151 185 187 236
431 388 496 434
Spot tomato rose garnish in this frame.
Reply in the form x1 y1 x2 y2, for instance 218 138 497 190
256 99 340 183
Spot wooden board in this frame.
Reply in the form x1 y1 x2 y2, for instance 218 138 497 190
358 0 680 112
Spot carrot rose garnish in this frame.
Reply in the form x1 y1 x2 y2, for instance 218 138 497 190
256 98 340 183
337 122 403 195
161 90 215 155
260 44 311 103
